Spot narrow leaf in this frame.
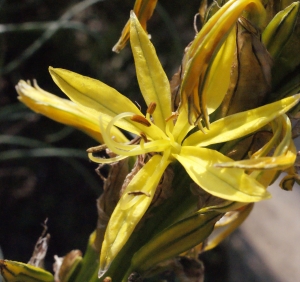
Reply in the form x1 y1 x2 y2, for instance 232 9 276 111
0 260 54 282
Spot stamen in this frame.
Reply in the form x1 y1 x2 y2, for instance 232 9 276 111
194 116 206 133
129 135 142 145
193 13 200 34
165 119 175 143
99 113 169 157
140 132 148 143
86 144 107 153
146 102 157 115
127 191 150 197
131 115 151 127
135 101 142 111
165 112 179 122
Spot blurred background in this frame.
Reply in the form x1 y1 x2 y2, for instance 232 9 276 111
0 0 299 281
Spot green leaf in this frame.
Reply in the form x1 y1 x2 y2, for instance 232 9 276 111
0 260 54 282
127 210 221 275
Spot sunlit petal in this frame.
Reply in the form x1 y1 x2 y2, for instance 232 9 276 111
130 12 172 132
174 146 270 202
216 150 296 170
204 27 236 115
180 0 266 125
99 153 170 277
184 94 300 147
16 80 127 143
48 67 154 137
172 104 194 144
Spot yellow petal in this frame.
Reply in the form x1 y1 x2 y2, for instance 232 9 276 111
174 146 270 202
99 153 170 277
204 26 236 115
48 67 159 140
180 0 266 125
216 150 296 170
112 0 158 53
16 80 127 143
172 104 194 144
184 94 300 147
130 11 172 132
250 141 297 187
217 115 296 170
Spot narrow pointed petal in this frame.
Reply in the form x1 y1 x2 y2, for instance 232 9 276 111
112 0 158 53
16 80 127 143
180 0 266 124
48 67 155 137
204 27 236 115
215 149 296 170
184 94 300 147
218 115 296 170
174 147 270 202
250 139 297 187
130 12 172 131
172 105 194 144
99 153 170 277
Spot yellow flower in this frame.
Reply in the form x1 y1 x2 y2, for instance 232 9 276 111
15 1 300 276
44 11 297 275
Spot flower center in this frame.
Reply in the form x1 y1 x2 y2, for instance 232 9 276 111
165 118 181 156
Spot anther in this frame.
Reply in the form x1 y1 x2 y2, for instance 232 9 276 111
86 144 107 153
146 102 157 115
131 115 151 127
165 112 179 122
127 191 150 197
129 135 142 145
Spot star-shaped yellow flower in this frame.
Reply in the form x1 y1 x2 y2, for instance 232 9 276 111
15 1 300 276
